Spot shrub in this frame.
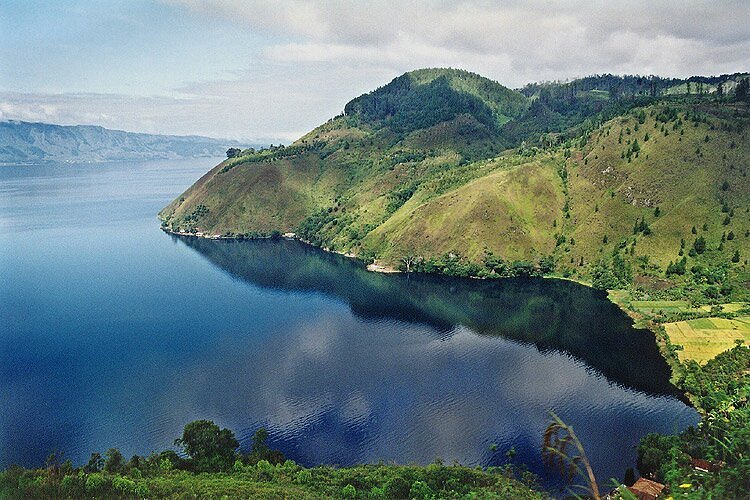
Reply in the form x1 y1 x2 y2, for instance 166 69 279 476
84 472 107 494
255 460 275 481
410 480 435 499
112 474 145 496
295 469 312 484
369 485 386 498
342 483 357 498
60 474 85 497
385 476 411 498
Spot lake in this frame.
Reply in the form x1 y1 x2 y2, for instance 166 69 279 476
0 159 698 488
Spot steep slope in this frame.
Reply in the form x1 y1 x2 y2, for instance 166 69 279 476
565 101 750 272
160 69 750 303
0 121 244 163
160 68 529 238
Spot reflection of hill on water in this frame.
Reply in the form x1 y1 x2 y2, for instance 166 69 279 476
175 236 683 399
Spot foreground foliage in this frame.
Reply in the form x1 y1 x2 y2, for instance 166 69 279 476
0 459 542 500
0 421 542 499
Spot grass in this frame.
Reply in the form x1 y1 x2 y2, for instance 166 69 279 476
699 302 749 313
664 316 750 363
630 300 693 313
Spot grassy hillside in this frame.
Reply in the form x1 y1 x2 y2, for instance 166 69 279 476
160 69 750 310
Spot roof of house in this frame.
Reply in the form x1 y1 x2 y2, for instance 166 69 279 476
627 477 666 500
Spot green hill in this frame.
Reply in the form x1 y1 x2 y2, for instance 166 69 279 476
160 69 750 307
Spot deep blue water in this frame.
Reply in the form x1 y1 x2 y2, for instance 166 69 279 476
0 160 697 487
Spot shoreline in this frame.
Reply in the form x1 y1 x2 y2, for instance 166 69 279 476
161 226 401 273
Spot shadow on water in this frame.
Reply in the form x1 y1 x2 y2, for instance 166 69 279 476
174 235 684 400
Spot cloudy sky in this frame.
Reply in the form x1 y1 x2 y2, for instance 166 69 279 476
1 0 748 142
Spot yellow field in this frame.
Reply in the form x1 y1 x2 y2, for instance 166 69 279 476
664 316 750 363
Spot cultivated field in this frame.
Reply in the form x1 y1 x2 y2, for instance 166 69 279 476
664 316 750 363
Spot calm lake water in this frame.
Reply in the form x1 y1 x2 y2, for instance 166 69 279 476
0 160 698 487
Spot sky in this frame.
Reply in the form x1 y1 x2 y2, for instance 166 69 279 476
1 0 749 142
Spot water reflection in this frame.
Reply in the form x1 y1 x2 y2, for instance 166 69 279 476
176 236 682 398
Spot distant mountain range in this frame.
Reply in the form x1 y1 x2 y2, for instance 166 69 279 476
0 121 252 163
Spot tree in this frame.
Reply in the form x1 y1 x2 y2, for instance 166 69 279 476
693 236 706 254
175 420 239 472
226 147 242 158
104 448 124 473
732 250 740 263
735 78 749 102
84 452 104 473
538 255 556 275
251 428 269 456
400 254 417 272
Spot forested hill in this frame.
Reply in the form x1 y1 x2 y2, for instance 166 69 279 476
160 68 749 306
0 121 247 163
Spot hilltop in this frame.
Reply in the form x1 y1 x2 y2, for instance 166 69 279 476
0 121 249 164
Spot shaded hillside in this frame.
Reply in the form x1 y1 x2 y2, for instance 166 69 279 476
160 69 750 304
0 121 247 163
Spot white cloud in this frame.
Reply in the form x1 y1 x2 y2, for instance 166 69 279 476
168 0 750 85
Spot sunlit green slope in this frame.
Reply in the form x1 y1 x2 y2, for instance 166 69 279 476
160 69 749 299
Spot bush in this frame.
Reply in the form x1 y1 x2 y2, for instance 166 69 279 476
342 483 357 498
295 469 312 484
60 473 85 497
255 460 275 481
84 472 107 494
369 485 386 498
410 480 435 499
112 474 142 496
385 476 411 498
